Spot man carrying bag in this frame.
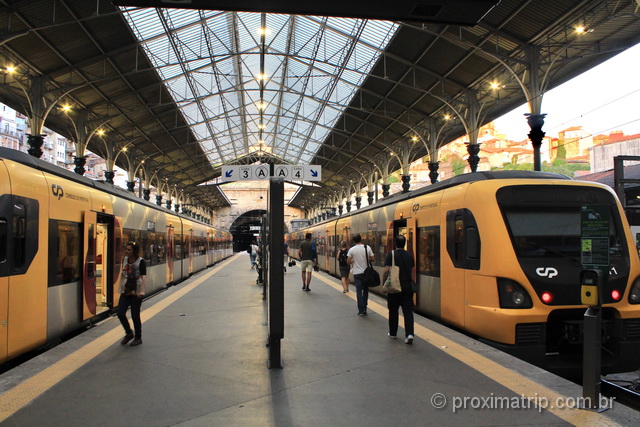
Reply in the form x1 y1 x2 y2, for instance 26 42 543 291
347 234 375 316
382 235 415 344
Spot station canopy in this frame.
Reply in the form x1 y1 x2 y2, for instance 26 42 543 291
1 1 639 211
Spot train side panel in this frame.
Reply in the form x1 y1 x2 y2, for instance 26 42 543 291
0 160 10 361
3 160 49 361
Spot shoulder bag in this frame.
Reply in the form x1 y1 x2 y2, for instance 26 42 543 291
382 250 402 294
362 245 380 288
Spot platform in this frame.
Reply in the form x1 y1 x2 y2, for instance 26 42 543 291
0 253 638 426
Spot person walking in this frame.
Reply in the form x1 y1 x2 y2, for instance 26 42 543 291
249 240 259 269
347 234 374 315
383 235 415 344
118 242 147 346
299 232 316 291
284 240 289 273
337 240 350 293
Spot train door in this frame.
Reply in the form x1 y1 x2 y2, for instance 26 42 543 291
95 215 113 314
188 228 194 275
82 211 97 320
167 225 174 284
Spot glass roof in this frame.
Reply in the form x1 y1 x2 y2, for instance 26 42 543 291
121 7 397 169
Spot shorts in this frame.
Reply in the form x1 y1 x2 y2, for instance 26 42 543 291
339 265 350 279
300 260 314 272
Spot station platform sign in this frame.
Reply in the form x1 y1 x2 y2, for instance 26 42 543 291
221 164 321 182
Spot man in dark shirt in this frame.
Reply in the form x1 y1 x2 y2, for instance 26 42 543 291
383 234 415 344
299 233 316 291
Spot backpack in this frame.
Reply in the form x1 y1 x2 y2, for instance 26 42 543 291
247 246 252 254
338 249 348 266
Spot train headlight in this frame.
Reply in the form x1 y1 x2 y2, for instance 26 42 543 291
629 277 640 304
497 278 533 309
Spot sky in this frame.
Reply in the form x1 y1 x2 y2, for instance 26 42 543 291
493 42 640 141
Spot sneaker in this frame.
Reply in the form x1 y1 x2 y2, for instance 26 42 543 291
358 312 365 316
130 338 143 346
343 290 347 293
405 335 414 345
304 287 311 292
388 333 397 339
120 332 134 345
302 284 306 290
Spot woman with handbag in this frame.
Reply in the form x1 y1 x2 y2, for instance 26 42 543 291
337 240 350 293
382 235 415 344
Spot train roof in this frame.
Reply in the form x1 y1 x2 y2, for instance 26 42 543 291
0 148 224 230
304 169 572 228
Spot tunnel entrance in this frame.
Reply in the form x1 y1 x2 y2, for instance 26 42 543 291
229 209 267 252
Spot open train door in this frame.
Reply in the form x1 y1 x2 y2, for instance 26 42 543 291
82 210 97 320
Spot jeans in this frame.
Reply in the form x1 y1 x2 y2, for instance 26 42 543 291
117 293 143 338
387 289 414 337
250 253 257 267
354 273 368 313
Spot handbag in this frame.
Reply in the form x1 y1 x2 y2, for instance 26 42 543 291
362 245 380 288
382 250 402 294
288 259 296 267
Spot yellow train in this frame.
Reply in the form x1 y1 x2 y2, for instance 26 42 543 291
0 147 232 365
288 170 640 376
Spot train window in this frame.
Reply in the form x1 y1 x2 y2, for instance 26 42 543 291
12 205 26 269
175 234 182 260
446 209 481 270
156 233 166 264
418 226 440 277
0 218 6 262
57 221 82 284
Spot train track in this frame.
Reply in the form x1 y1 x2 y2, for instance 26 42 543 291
601 377 640 411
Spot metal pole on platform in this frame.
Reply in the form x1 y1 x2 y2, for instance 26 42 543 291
268 177 284 368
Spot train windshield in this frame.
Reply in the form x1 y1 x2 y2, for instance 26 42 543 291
498 186 626 260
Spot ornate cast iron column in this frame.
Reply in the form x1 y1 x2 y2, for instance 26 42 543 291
382 184 390 198
346 201 351 213
355 196 362 210
143 189 151 201
367 191 374 206
527 113 546 171
428 162 439 184
73 156 86 175
27 134 44 158
126 181 135 192
401 175 411 193
166 200 172 210
338 204 343 216
104 171 115 184
156 195 162 206
466 143 481 172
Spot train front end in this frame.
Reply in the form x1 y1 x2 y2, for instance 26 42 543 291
467 179 640 376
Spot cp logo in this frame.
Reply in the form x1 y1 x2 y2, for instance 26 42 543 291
412 203 420 214
536 267 558 278
51 184 64 200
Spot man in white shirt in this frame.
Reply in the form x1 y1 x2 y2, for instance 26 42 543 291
347 233 375 316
